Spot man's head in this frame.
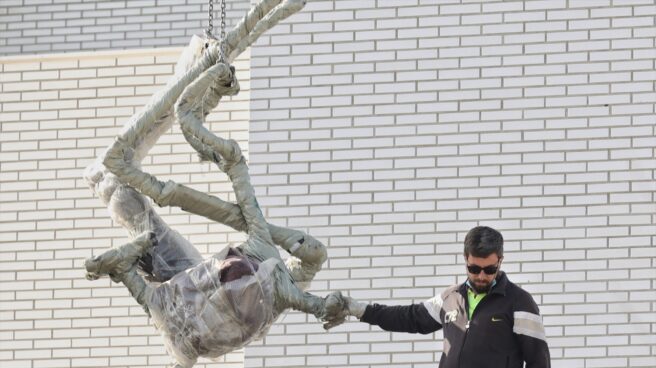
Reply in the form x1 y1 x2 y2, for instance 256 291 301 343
463 226 504 294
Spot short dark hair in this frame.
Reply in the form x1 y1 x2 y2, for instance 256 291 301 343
464 226 503 258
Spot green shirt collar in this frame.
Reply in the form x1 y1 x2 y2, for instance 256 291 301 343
465 279 496 319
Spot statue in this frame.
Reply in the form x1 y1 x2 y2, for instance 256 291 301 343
82 1 346 366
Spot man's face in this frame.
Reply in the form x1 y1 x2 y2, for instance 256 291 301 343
465 253 502 294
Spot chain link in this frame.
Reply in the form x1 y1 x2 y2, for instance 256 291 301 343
220 0 226 42
205 0 228 63
205 0 214 39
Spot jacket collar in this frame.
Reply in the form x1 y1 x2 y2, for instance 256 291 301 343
458 271 508 297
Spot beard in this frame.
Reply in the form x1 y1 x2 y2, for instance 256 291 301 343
469 276 494 294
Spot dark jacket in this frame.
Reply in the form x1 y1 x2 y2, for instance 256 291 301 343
361 272 550 368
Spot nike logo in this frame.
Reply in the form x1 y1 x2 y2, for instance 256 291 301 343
491 317 503 322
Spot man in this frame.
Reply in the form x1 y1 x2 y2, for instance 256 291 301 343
341 226 550 368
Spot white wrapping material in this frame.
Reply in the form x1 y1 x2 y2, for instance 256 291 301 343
149 247 279 367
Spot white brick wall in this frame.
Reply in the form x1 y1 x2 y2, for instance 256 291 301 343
0 0 250 56
246 1 655 368
1 47 251 367
1 1 655 368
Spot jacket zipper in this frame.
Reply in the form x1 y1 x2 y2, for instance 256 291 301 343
457 291 492 367
456 297 471 368
457 320 470 368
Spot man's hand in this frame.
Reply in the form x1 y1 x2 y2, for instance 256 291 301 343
344 295 367 319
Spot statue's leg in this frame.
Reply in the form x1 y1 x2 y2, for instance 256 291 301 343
175 67 283 263
222 157 331 318
207 141 337 319
173 61 327 287
99 45 244 236
225 157 279 262
84 36 215 193
175 62 241 164
84 38 222 280
178 89 330 316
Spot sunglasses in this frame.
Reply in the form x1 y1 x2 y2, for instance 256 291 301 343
467 263 499 275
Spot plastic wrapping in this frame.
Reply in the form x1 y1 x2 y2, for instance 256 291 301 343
148 247 279 367
131 208 205 281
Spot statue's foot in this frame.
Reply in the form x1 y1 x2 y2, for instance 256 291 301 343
83 161 104 187
85 231 156 281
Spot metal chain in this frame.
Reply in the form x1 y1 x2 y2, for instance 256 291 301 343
205 0 228 63
218 0 227 63
205 0 214 39
220 0 226 42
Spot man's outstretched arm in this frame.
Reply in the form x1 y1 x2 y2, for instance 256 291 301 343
325 295 442 334
361 302 442 334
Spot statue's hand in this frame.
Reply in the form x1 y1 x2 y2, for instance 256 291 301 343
84 231 156 281
321 291 368 330
321 291 348 330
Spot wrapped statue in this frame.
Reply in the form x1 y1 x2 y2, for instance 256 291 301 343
82 1 346 367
